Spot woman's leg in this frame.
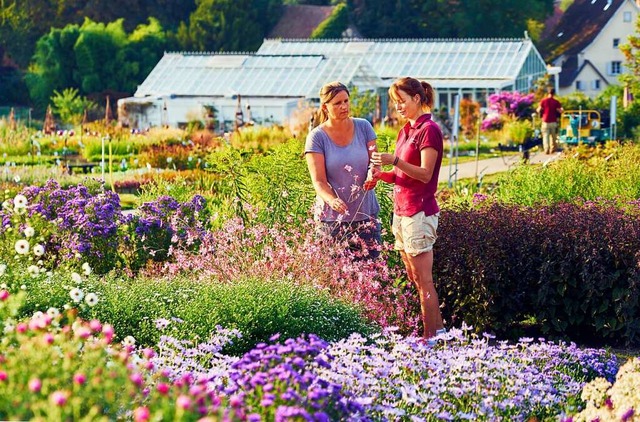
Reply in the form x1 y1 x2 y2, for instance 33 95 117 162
403 250 444 338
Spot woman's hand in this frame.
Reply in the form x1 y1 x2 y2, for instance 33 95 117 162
370 152 395 166
329 197 347 214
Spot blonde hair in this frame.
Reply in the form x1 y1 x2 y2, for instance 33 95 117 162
315 81 350 125
388 77 435 110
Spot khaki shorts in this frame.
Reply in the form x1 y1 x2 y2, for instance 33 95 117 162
392 211 438 256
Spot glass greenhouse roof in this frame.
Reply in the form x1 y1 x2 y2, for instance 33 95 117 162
135 52 382 99
135 38 545 100
257 38 544 88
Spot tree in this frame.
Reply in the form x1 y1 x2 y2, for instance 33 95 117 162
51 87 96 125
26 17 167 110
310 3 349 38
620 15 640 99
183 0 282 52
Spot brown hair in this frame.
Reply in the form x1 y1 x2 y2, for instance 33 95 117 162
316 81 350 125
388 77 435 110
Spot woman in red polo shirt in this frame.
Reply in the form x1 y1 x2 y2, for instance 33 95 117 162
370 77 446 341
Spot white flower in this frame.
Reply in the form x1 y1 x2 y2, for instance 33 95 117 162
32 311 44 319
14 206 26 215
33 244 45 257
122 336 136 347
20 284 26 290
23 226 35 238
84 293 98 307
0 264 6 276
13 175 20 183
27 265 40 277
71 272 82 283
13 194 28 208
15 239 30 255
46 307 60 318
81 262 92 276
70 287 84 303
166 157 173 163
2 200 11 210
3 322 14 333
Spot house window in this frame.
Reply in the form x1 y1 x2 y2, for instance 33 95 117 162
592 79 601 90
576 80 584 91
613 38 620 48
624 11 632 22
610 61 622 75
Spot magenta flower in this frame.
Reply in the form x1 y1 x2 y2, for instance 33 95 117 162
176 395 191 410
28 378 42 393
73 373 86 385
49 391 68 406
133 406 150 422
157 382 169 395
0 371 7 382
0 290 8 301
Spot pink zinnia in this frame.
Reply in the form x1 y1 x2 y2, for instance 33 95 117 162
176 395 191 410
0 290 9 301
28 378 42 393
73 373 86 385
89 319 102 332
156 382 169 395
0 371 7 381
133 406 150 422
49 391 68 406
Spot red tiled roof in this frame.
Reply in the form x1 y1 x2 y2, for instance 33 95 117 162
538 0 626 61
268 5 336 39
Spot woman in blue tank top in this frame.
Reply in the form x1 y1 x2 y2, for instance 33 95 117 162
304 81 381 259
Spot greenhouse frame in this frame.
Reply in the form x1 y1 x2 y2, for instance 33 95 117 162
119 37 548 131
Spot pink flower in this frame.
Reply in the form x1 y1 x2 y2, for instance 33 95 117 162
89 319 102 332
133 406 150 422
0 290 8 301
102 324 114 342
129 372 143 387
28 378 42 393
49 391 68 406
0 371 7 382
16 323 27 334
73 373 86 385
157 382 169 395
176 395 191 410
43 333 54 344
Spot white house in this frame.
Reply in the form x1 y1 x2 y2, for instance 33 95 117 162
539 0 640 97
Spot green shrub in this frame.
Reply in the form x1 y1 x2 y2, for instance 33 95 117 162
21 273 375 355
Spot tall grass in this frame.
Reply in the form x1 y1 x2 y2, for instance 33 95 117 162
494 142 640 205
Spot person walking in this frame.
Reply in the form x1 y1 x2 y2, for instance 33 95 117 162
537 87 563 154
370 77 445 341
305 81 381 259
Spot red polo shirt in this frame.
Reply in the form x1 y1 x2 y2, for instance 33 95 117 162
393 113 443 217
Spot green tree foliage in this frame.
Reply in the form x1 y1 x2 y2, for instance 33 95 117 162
25 18 166 110
620 15 640 98
51 87 96 125
348 0 554 39
310 3 348 38
180 0 282 52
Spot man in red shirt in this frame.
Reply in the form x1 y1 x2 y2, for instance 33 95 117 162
536 87 563 154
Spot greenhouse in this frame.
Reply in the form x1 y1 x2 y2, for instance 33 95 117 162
119 37 547 130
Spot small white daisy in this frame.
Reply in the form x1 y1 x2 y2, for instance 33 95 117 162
70 287 84 303
33 244 45 257
27 265 39 277
13 194 27 208
46 307 60 318
81 262 92 276
23 226 35 238
0 264 6 276
14 240 29 255
122 336 136 347
71 272 82 284
84 292 99 307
